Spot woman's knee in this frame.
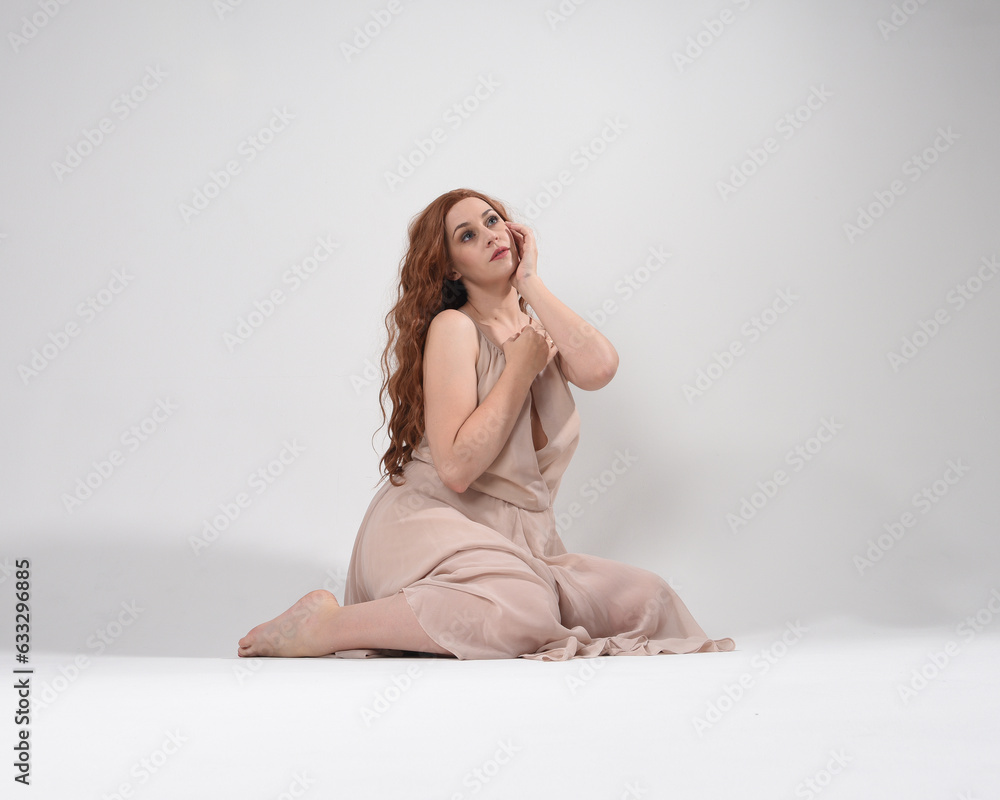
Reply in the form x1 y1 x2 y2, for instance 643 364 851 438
615 570 675 631
497 579 564 655
445 576 562 659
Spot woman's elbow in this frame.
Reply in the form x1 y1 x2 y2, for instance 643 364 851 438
591 354 618 390
436 459 471 494
444 475 470 494
577 363 617 391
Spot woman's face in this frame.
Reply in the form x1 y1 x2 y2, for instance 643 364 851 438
443 197 515 285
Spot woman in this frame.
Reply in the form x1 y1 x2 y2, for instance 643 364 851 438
238 188 734 661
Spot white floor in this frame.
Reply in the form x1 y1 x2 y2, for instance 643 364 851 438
11 619 999 799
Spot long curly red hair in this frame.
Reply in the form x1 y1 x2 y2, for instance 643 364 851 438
373 188 528 488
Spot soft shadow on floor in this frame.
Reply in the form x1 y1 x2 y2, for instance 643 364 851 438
9 533 349 658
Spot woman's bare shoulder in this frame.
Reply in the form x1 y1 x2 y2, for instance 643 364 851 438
431 306 473 327
425 308 479 359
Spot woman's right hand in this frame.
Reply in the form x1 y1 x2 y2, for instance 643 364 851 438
502 324 554 379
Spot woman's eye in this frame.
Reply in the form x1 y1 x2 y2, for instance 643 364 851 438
460 214 500 242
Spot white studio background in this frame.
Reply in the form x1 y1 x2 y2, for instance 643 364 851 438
1 0 998 659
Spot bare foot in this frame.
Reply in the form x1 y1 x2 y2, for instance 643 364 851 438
238 589 341 657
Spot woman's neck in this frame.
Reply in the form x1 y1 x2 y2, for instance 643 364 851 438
462 287 523 329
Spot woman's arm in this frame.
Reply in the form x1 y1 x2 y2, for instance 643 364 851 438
423 310 538 493
506 222 619 391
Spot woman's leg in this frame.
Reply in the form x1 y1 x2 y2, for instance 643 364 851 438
237 589 453 658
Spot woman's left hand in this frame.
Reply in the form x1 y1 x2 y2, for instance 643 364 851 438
505 221 538 294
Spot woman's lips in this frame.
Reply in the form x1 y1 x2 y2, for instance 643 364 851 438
491 247 510 261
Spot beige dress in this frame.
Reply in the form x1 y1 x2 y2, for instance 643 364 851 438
335 308 735 660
